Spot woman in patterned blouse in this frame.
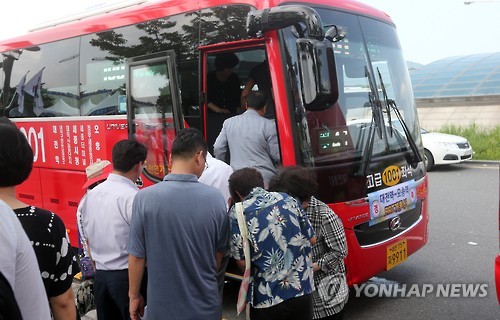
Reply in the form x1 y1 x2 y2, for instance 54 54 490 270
269 166 349 320
228 167 316 320
0 119 79 319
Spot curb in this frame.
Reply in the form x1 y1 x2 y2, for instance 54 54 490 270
466 160 500 165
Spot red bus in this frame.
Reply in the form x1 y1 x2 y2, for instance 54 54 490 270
0 0 429 285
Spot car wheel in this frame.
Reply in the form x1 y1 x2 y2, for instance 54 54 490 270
424 149 434 171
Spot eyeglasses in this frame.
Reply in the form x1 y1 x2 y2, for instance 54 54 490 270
203 153 209 171
198 151 209 171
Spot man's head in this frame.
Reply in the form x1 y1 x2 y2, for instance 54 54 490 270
228 167 265 202
246 90 267 115
171 128 208 178
0 120 33 187
112 139 147 181
268 166 317 208
214 52 240 72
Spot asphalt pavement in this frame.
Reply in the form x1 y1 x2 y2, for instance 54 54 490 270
343 161 499 319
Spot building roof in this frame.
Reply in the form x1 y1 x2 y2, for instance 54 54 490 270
410 52 500 99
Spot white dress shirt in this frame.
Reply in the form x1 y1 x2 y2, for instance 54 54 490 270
199 152 233 209
0 201 51 320
80 173 139 270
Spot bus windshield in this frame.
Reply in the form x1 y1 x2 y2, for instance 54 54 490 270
287 9 421 167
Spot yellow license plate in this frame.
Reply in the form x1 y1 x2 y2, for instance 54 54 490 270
386 239 407 270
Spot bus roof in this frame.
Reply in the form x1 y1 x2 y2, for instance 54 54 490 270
0 0 392 52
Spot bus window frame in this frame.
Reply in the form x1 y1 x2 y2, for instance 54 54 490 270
198 38 266 141
126 50 183 182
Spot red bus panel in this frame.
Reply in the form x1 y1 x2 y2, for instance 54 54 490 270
13 118 131 244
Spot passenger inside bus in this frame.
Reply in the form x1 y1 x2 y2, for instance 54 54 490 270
213 90 280 187
206 52 241 152
205 49 278 154
241 60 275 119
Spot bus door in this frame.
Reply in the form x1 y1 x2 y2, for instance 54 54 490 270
126 51 183 183
199 39 267 155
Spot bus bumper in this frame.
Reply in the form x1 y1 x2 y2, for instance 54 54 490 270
344 198 429 286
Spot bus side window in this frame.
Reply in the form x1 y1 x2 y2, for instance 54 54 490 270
3 39 79 118
80 32 129 117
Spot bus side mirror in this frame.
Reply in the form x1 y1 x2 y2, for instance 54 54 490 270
297 38 339 111
325 25 346 43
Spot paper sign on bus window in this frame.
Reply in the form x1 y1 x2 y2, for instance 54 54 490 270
118 95 127 113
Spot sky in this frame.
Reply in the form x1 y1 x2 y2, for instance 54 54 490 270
358 0 500 64
0 0 499 65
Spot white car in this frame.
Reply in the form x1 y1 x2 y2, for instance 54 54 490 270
421 128 474 171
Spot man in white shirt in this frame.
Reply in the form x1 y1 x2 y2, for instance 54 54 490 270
0 200 51 320
80 139 147 320
198 151 233 304
77 159 113 259
199 152 233 209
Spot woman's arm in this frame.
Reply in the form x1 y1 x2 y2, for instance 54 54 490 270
50 288 76 320
315 212 347 273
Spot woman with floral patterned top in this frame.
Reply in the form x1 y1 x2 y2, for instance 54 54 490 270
269 166 348 320
228 167 316 320
0 119 79 320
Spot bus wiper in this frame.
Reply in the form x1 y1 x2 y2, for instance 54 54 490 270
355 67 384 177
388 99 422 163
365 66 384 139
376 70 423 163
355 116 376 177
377 68 393 138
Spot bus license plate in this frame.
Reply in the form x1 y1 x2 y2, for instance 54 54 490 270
386 239 407 270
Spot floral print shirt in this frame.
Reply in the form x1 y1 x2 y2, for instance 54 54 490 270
229 187 315 308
